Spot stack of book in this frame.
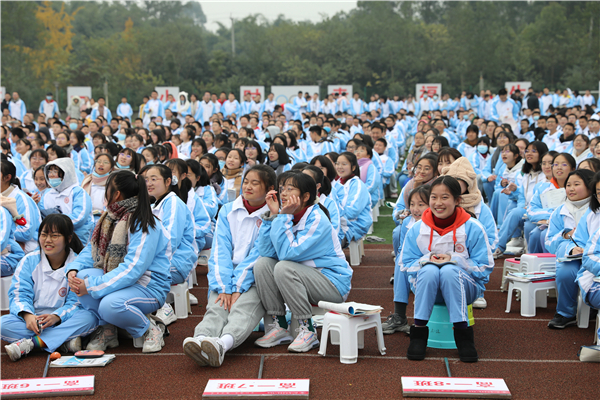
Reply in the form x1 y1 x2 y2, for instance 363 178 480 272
507 271 556 283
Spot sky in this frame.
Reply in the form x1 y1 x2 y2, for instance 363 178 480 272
200 1 358 32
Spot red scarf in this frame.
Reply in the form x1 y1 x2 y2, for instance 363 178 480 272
243 198 265 214
292 206 309 225
550 177 560 189
421 207 471 251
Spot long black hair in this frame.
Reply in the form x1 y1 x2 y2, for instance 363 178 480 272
302 165 331 196
267 143 290 166
338 151 360 180
200 153 224 184
310 155 337 182
164 158 193 203
279 172 330 221
522 141 548 174
245 140 264 163
1 157 21 188
105 171 157 234
589 171 600 213
140 163 182 205
38 214 84 254
46 144 67 159
186 159 210 188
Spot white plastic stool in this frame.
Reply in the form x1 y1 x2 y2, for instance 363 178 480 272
501 258 521 291
318 312 386 364
167 283 191 319
349 238 365 267
186 266 196 289
519 254 557 273
505 278 556 317
577 291 591 329
1 275 12 311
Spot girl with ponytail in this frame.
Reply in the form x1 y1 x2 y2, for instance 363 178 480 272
65 171 172 354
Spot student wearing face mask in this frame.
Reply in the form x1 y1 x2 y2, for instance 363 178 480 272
81 153 115 224
545 169 594 329
469 137 492 199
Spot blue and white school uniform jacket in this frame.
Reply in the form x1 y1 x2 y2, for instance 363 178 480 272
208 197 269 294
1 207 25 274
332 176 373 242
305 140 336 159
481 152 503 181
545 202 587 257
177 141 192 160
71 147 92 174
152 192 198 281
400 218 494 296
362 162 381 208
186 188 211 252
6 185 41 253
527 181 559 223
19 169 37 194
39 159 94 245
320 193 340 236
468 152 490 177
8 250 84 324
67 222 172 304
576 210 600 300
379 153 396 186
257 205 353 299
457 142 477 159
473 202 499 252
195 185 219 221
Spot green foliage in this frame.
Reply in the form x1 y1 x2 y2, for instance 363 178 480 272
1 1 598 112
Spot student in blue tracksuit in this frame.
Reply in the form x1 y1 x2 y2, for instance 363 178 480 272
253 172 352 353
355 142 381 208
386 185 430 336
38 158 94 246
199 154 226 205
302 165 340 235
575 172 600 339
469 136 492 199
2 215 99 361
67 171 171 354
527 153 576 253
489 144 525 227
187 159 219 221
305 126 336 159
401 176 494 363
545 169 594 329
141 164 198 326
494 142 549 257
0 202 25 277
1 158 41 253
182 165 276 368
69 131 92 174
456 125 479 160
332 152 373 247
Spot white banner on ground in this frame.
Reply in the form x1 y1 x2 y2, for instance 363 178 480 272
416 84 441 99
67 86 92 102
271 86 319 104
240 86 265 101
155 87 179 103
203 379 310 398
0 375 95 398
327 85 353 97
401 376 511 398
505 82 531 95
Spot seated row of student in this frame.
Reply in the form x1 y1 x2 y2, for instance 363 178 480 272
545 169 597 329
401 176 494 363
139 164 198 325
66 171 171 353
2 215 99 361
493 142 550 257
1 157 41 254
527 153 578 253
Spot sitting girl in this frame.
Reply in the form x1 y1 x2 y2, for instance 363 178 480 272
332 152 373 247
222 149 246 204
182 165 276 368
266 143 292 176
401 176 494 362
253 172 352 352
490 144 525 228
355 142 381 208
302 165 340 235
67 171 172 353
545 169 594 329
0 199 25 276
199 154 225 204
2 215 98 361
82 153 116 224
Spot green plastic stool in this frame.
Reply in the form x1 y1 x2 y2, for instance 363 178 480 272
427 304 475 349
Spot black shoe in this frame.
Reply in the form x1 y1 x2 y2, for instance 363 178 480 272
453 326 478 363
548 313 576 329
407 325 429 361
389 275 394 285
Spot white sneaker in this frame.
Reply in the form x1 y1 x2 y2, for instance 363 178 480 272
200 337 225 367
473 297 487 309
189 293 198 305
5 338 34 361
59 337 82 354
254 323 293 348
142 318 165 353
288 326 319 353
183 336 209 367
493 248 503 259
507 237 525 248
86 324 119 351
198 254 209 266
154 303 177 326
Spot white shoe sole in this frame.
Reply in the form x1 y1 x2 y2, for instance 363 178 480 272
154 310 177 326
201 340 224 367
86 337 119 351
142 337 165 353
254 335 294 348
183 339 209 367
189 294 198 305
288 339 319 353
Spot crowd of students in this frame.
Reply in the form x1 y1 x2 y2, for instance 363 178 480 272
1 86 599 366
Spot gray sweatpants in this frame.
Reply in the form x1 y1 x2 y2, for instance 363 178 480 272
193 286 265 348
254 257 343 320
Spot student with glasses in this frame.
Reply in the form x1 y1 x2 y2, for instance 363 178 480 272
82 153 116 224
115 148 140 173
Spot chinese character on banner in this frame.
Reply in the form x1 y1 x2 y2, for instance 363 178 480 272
243 89 260 97
476 382 494 388
332 88 345 95
414 381 433 386
63 380 79 387
420 86 438 98
218 383 236 389
508 85 522 95
279 382 296 389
